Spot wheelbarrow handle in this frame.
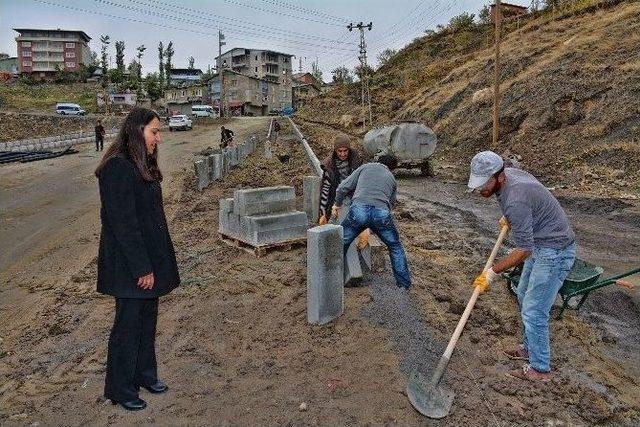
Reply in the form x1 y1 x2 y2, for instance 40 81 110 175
568 266 640 297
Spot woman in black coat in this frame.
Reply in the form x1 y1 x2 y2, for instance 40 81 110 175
95 108 180 411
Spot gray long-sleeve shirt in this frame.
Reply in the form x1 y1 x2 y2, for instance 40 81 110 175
335 162 397 211
497 168 575 251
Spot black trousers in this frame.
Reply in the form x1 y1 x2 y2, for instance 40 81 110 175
96 137 104 151
104 297 159 402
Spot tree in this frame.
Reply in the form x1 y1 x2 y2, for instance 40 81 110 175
136 45 146 79
100 35 110 74
115 40 125 72
188 56 195 69
311 60 323 83
376 48 397 68
354 64 373 80
158 41 164 88
164 41 174 87
331 66 353 84
478 5 491 24
448 12 476 32
144 72 163 101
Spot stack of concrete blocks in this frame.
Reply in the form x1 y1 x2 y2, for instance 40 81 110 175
218 186 308 247
1 129 118 153
307 224 344 325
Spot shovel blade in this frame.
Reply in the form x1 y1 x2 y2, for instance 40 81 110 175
406 370 455 419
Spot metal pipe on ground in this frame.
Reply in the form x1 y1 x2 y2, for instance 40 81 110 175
286 117 322 177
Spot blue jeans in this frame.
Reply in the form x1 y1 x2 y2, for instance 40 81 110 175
341 204 412 289
516 243 576 372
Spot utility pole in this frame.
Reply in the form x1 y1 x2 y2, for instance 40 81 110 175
348 21 373 130
493 0 502 145
218 30 226 118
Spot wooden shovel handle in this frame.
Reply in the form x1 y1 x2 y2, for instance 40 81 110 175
430 225 509 385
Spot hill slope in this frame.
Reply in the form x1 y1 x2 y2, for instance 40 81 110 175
298 0 640 197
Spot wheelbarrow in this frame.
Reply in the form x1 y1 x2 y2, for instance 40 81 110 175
502 258 640 319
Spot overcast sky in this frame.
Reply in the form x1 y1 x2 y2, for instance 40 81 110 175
1 0 509 80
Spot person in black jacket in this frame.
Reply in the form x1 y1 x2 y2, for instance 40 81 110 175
220 126 234 148
95 108 180 411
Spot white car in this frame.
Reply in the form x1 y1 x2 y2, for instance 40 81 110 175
56 103 86 116
168 115 193 131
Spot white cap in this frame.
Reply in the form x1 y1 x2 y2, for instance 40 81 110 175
467 150 504 192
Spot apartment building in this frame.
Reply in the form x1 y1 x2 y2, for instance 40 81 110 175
164 84 208 115
215 48 293 112
14 28 91 77
209 70 290 116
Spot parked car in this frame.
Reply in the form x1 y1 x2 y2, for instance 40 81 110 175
169 115 193 131
55 103 85 116
191 105 218 118
268 109 282 116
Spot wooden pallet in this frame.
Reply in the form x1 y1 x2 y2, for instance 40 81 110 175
218 233 306 257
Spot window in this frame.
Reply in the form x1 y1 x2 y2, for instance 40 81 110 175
22 41 31 47
255 67 258 72
65 62 76 67
255 55 258 60
65 52 75 58
22 60 32 67
22 51 31 57
65 42 75 48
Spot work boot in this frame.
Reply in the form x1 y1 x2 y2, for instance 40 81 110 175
507 364 552 382
504 345 529 361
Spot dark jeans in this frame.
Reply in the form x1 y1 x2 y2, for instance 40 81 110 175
104 298 159 402
96 136 104 151
341 203 412 289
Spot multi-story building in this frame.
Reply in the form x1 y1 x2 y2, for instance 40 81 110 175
215 48 293 113
209 70 289 116
292 72 322 109
14 28 91 78
169 68 203 86
164 84 207 115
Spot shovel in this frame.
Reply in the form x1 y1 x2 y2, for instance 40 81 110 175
407 224 509 418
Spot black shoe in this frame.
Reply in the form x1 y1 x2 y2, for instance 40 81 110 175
111 398 147 411
141 380 168 394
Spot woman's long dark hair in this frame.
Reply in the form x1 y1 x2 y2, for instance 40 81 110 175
95 108 163 182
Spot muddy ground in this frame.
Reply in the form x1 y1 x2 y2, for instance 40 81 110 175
1 117 639 426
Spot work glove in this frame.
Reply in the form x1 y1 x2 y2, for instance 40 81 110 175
499 216 510 231
331 205 340 219
473 268 497 294
357 229 370 249
318 215 328 226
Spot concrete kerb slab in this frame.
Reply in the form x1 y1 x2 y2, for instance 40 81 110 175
307 224 344 325
212 154 223 181
233 186 296 216
303 176 321 224
194 159 209 191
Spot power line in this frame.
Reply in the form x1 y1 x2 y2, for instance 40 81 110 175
256 0 344 23
136 0 350 44
218 0 345 27
29 0 355 59
92 0 355 51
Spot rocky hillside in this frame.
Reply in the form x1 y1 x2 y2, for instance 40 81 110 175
298 0 640 198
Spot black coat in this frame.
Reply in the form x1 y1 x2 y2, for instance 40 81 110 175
97 155 180 298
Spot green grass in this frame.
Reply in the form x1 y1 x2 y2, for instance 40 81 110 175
0 82 100 112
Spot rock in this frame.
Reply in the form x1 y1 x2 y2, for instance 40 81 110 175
299 402 308 411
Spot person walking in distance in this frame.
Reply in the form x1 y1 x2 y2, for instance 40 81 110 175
95 119 106 151
95 108 180 411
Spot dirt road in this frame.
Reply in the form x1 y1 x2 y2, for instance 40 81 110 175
1 118 638 426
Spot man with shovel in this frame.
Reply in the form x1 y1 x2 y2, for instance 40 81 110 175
467 150 576 382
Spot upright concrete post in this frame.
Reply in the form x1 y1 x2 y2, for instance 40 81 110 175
194 159 209 191
307 224 344 325
212 154 223 180
303 176 321 224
